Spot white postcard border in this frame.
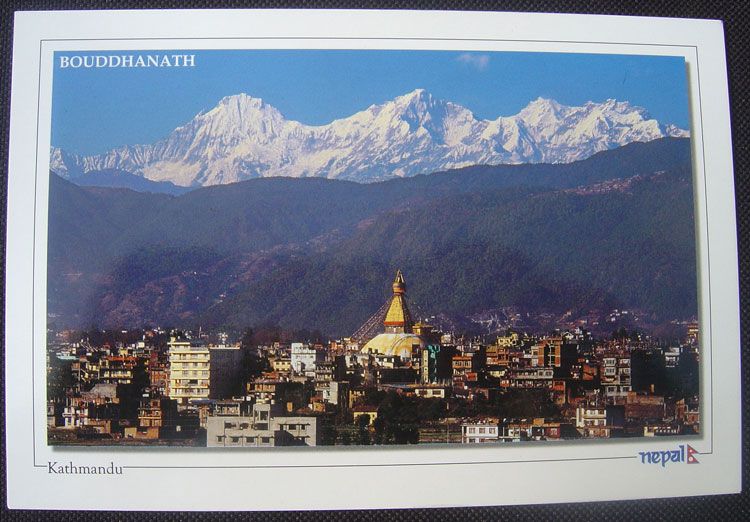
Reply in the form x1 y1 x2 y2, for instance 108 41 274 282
6 9 741 510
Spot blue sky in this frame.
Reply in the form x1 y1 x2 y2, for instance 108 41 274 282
51 50 689 156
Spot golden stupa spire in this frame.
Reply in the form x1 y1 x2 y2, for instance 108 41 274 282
384 269 413 333
392 269 406 294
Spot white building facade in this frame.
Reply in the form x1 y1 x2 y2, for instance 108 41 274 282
206 401 319 447
461 421 501 443
290 343 323 376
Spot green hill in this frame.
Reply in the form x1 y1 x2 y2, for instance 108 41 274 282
46 138 696 333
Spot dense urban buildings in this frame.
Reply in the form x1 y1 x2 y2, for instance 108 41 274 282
47 271 700 447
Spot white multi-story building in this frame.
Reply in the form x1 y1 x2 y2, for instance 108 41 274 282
206 401 319 447
322 380 349 407
575 404 623 438
167 338 242 406
576 405 607 429
167 339 242 406
290 343 323 375
601 355 631 402
168 339 210 406
664 346 682 368
461 421 500 443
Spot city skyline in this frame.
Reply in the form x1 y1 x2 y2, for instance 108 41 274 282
47 269 701 447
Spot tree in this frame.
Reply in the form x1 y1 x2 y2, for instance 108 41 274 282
356 414 371 445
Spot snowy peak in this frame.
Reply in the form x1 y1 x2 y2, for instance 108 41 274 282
394 88 432 106
373 89 447 126
665 123 690 138
369 89 479 146
519 97 565 121
206 93 284 126
51 90 688 186
180 93 288 142
390 88 447 116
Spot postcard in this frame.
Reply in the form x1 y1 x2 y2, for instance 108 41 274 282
5 9 740 510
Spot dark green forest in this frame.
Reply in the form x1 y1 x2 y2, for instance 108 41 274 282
47 138 697 336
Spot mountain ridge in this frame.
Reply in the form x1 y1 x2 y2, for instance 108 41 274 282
50 90 688 187
46 138 696 333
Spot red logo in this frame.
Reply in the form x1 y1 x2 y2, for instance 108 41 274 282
686 444 700 464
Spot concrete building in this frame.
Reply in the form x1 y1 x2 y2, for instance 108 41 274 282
643 423 681 437
168 338 243 406
664 346 681 368
500 419 572 441
412 384 450 399
123 396 179 439
420 344 454 384
168 339 210 406
246 379 303 408
208 345 243 399
461 421 500 443
576 404 607 436
601 355 631 403
322 380 349 408
501 367 554 389
291 343 323 375
206 401 319 447
148 351 170 396
271 356 292 374
575 404 625 438
98 356 139 385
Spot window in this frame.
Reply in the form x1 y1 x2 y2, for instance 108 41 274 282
261 437 270 444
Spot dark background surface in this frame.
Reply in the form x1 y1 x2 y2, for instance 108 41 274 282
0 1 747 519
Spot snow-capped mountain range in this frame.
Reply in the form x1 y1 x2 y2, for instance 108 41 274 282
50 89 688 186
